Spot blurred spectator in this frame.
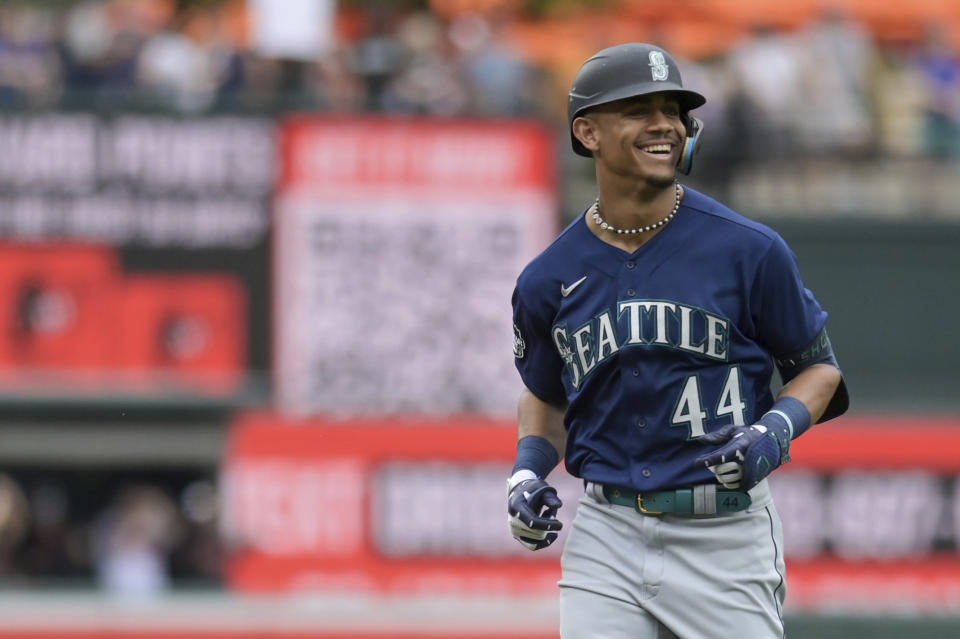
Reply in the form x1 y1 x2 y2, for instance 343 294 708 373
17 482 89 580
61 0 168 102
0 474 29 576
871 40 927 157
347 6 406 112
381 10 467 115
726 24 805 158
92 484 181 597
308 44 365 112
170 480 223 584
0 6 62 108
914 22 960 161
794 5 877 156
136 5 231 112
449 13 537 116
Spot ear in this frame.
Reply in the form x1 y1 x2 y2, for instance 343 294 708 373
572 115 601 154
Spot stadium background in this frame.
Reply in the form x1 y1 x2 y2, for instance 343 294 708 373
1 0 959 636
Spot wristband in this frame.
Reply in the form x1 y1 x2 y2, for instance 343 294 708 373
507 469 538 491
760 396 812 440
757 397 811 463
512 435 559 478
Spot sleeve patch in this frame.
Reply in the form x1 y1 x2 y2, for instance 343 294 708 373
513 323 527 359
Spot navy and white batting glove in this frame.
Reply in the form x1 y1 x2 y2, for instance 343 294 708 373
507 469 563 551
695 423 788 491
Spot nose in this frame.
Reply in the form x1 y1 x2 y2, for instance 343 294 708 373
646 110 674 133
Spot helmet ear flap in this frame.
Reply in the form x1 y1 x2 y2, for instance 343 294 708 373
677 115 704 175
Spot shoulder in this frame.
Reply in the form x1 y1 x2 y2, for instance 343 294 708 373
681 187 784 251
682 188 805 285
516 214 586 299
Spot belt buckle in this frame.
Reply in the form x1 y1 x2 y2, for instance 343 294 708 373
636 492 663 515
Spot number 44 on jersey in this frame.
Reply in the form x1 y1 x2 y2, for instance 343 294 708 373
673 367 747 438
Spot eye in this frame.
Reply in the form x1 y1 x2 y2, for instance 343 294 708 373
664 104 681 117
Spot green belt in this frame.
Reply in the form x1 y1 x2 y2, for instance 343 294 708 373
602 484 751 515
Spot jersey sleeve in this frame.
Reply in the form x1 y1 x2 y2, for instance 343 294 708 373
512 285 567 405
751 233 829 360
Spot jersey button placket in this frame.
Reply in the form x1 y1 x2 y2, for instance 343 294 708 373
622 261 642 392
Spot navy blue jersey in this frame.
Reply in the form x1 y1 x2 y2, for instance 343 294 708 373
512 187 827 491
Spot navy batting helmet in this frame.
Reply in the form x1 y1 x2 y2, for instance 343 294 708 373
568 43 707 172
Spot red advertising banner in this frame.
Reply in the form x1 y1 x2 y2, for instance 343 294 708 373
278 116 555 192
221 412 960 614
0 243 247 394
273 116 557 418
221 414 559 594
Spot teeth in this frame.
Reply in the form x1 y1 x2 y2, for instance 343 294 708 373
641 144 671 153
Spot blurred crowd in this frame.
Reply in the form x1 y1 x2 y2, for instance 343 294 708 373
0 0 548 117
695 12 960 165
0 471 221 593
1 0 959 162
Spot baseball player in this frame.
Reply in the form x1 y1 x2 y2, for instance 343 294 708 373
507 43 848 638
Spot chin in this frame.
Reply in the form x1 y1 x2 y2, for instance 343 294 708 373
645 172 676 189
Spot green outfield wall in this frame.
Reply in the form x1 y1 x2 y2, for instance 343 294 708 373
775 219 960 413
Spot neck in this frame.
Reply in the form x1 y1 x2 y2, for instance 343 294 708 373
594 176 679 231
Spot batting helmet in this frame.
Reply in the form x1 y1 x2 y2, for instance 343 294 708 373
568 43 707 173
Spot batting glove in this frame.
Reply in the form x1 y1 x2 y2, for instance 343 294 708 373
507 470 563 551
694 423 788 491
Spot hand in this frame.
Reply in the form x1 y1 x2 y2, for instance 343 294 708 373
507 475 563 551
694 423 787 491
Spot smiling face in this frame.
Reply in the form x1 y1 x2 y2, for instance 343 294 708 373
572 93 687 189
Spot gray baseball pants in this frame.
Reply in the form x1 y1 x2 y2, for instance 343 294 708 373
559 479 785 639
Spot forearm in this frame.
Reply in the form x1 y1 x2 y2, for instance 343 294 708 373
517 387 567 457
513 388 567 478
777 363 843 425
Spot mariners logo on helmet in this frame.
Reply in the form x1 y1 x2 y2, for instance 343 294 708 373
648 51 669 81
